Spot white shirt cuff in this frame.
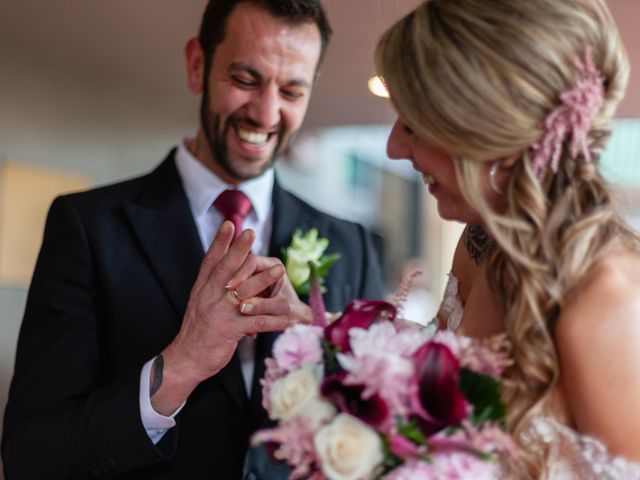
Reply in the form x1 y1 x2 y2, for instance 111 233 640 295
139 356 186 444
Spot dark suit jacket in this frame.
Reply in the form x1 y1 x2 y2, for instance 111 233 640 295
1 151 384 480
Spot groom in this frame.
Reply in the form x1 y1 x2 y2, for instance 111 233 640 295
1 1 383 479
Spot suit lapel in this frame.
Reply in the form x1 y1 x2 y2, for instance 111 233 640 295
123 152 203 316
123 151 248 411
268 179 329 257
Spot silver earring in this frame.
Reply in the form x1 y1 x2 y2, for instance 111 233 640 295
489 162 502 194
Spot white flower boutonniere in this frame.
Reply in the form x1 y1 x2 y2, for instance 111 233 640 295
283 228 340 295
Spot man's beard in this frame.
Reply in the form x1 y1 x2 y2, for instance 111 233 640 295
199 83 285 181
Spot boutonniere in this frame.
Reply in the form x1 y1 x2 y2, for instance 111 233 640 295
282 228 340 296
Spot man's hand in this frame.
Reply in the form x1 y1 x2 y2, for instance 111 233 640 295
151 221 294 415
227 254 313 325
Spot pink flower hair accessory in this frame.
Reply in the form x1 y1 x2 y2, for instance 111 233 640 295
530 47 605 177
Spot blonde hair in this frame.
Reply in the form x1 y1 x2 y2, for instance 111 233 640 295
377 0 637 477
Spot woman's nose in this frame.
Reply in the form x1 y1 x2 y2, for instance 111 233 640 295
386 118 412 160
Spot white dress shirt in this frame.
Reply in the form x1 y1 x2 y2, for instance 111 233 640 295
140 138 274 444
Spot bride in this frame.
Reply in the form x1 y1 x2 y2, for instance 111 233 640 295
375 0 640 477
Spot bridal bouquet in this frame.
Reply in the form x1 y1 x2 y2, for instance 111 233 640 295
252 278 515 480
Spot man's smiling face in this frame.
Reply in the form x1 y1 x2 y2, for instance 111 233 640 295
194 2 321 183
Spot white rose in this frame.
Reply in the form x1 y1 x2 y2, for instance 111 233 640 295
305 398 337 428
314 414 384 480
269 366 322 421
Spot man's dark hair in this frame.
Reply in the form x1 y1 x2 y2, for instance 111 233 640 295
198 0 332 74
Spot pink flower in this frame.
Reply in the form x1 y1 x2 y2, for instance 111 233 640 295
410 342 468 434
387 432 422 460
251 416 321 480
430 452 497 479
336 321 431 421
430 331 512 379
429 331 471 358
530 47 605 176
273 324 324 371
429 421 517 460
325 300 396 352
384 453 497 480
383 460 437 480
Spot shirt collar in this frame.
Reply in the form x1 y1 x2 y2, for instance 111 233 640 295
175 138 274 221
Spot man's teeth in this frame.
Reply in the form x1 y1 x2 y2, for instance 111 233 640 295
237 128 269 144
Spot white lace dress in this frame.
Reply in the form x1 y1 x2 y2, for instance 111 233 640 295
439 274 640 479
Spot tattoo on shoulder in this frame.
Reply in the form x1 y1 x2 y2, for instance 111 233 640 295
465 225 493 264
150 354 164 397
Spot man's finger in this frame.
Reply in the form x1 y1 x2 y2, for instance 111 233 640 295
192 221 234 292
226 255 282 291
238 297 291 316
210 229 255 286
233 264 284 301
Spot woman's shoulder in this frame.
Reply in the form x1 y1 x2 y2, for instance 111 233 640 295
556 250 640 360
555 250 640 462
559 251 640 336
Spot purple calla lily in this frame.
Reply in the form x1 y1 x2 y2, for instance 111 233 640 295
321 374 390 427
410 342 468 435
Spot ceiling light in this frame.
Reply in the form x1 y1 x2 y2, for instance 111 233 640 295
368 75 389 98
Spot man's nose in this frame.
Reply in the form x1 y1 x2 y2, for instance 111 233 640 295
247 87 281 129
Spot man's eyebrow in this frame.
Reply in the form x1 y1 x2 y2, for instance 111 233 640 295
229 62 263 80
285 78 312 89
228 62 311 89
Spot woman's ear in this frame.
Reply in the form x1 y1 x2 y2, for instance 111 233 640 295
498 152 521 170
185 37 205 94
487 152 522 196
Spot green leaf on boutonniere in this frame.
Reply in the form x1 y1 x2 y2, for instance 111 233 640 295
282 228 341 296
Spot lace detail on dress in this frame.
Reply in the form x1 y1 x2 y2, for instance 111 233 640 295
528 417 640 480
439 273 464 332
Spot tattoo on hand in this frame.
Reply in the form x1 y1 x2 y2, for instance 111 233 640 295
465 225 493 264
150 354 164 397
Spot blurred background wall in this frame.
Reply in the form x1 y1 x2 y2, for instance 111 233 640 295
1 1 639 475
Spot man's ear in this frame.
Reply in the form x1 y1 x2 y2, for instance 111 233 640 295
185 37 205 94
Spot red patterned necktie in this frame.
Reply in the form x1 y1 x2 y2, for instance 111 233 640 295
213 189 252 240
